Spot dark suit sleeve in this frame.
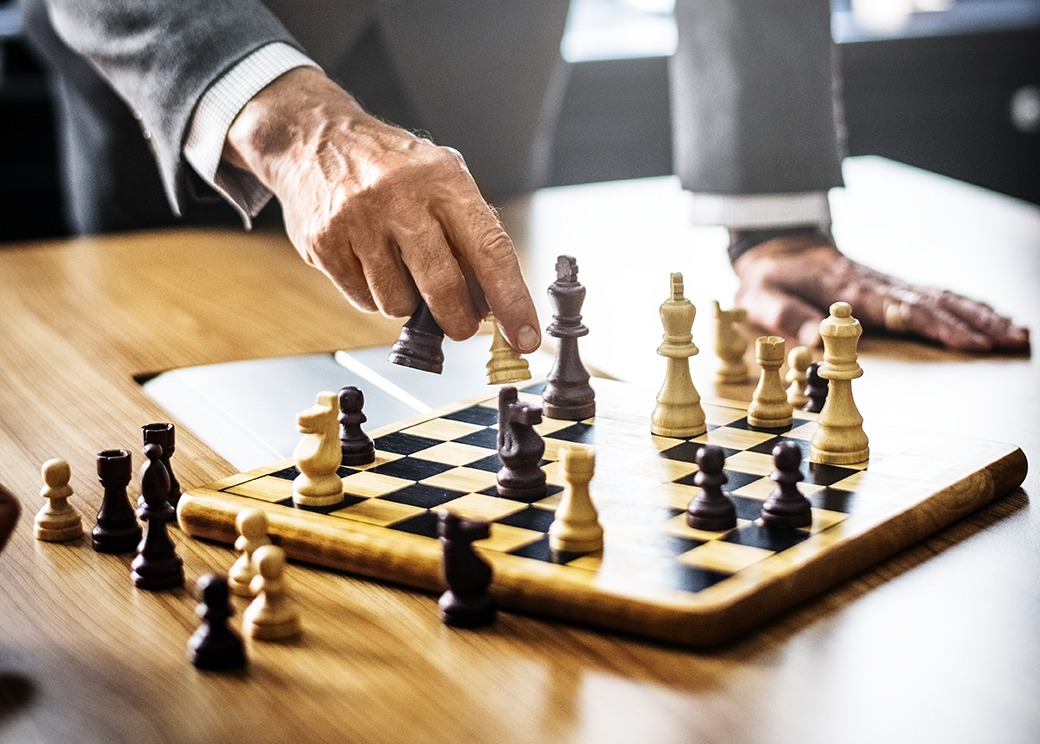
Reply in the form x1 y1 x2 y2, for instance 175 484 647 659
40 0 300 212
669 0 844 196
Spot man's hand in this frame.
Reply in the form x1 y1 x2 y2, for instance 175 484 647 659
223 67 541 353
733 232 1030 352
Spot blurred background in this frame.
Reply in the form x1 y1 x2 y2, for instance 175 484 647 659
1 0 1037 243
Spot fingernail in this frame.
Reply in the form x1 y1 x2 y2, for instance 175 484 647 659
517 325 540 353
798 321 821 347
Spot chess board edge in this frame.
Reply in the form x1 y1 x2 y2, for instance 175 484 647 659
177 381 1028 648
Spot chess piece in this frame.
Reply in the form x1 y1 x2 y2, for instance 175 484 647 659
34 458 84 541
542 255 595 420
548 445 603 554
786 346 813 409
293 391 345 507
228 509 271 596
187 574 247 671
131 444 185 590
485 314 531 385
496 386 547 501
243 545 302 640
388 299 445 374
651 273 706 438
142 422 181 520
0 481 19 556
438 511 496 627
810 303 869 465
804 362 829 413
338 386 375 466
93 449 142 553
713 301 750 384
760 441 812 528
747 336 794 428
685 445 737 531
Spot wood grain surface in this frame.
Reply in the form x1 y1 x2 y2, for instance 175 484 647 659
0 158 1037 743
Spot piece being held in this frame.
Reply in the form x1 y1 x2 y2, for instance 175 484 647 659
388 299 445 374
485 314 531 385
542 255 595 420
293 391 345 508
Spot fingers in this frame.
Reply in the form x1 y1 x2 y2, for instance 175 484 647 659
735 285 826 349
930 290 1031 351
440 197 541 353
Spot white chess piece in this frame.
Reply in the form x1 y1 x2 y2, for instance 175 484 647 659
810 303 869 465
651 273 706 437
549 446 603 553
293 391 344 507
228 509 271 596
243 545 301 640
34 458 84 541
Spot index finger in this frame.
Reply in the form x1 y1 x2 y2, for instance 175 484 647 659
442 197 541 354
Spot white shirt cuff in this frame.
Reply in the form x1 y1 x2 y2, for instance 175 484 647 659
184 42 321 228
689 191 832 229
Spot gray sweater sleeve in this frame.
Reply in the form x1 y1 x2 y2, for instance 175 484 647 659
669 0 844 196
41 0 300 212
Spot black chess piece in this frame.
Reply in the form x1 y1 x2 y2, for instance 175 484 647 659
542 255 595 420
93 449 142 554
142 422 181 520
187 574 247 671
685 445 737 531
496 386 547 501
760 441 812 529
131 444 185 590
339 386 375 466
438 511 496 627
388 299 445 374
804 362 829 413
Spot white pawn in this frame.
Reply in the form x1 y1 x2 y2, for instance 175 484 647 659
243 545 301 640
548 446 603 553
34 458 84 542
651 273 706 437
228 509 271 596
747 336 793 428
786 346 812 409
293 391 344 507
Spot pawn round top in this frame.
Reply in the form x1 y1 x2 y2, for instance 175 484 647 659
144 443 163 462
236 508 268 540
772 440 802 472
830 302 852 318
788 345 812 369
197 572 230 607
42 458 71 489
339 386 364 411
696 444 725 474
253 544 286 579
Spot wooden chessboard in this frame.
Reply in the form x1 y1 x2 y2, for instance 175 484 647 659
177 379 1027 647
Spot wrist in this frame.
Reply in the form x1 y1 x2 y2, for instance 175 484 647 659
727 226 828 264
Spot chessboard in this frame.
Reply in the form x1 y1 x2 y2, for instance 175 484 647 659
177 378 1027 647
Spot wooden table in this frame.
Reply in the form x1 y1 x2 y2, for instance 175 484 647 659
1 157 1037 743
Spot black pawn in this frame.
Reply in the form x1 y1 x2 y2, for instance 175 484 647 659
142 422 180 521
760 441 812 529
388 299 445 374
496 386 547 501
187 574 247 671
131 444 185 590
542 255 595 420
685 445 737 531
93 449 142 553
339 386 375 466
438 511 496 627
803 362 829 413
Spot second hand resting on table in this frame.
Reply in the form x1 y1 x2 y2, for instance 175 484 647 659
224 68 1029 358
